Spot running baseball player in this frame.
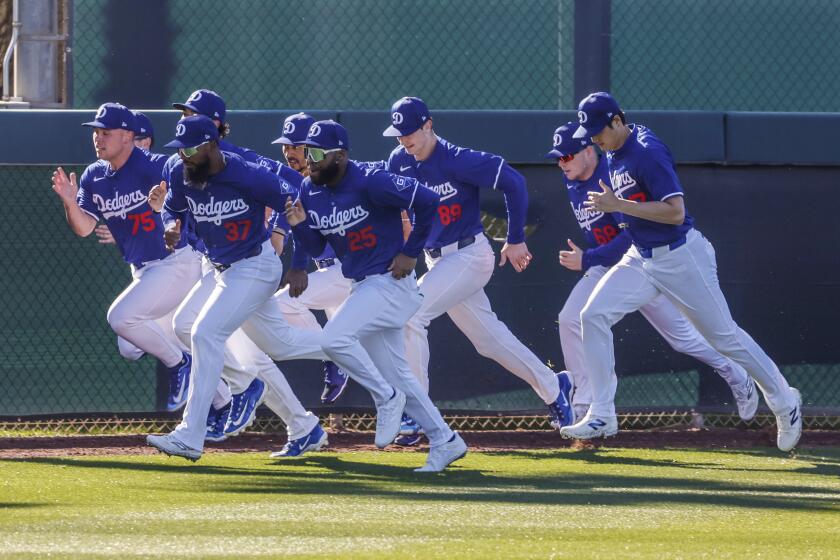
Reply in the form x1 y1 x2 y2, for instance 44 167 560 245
270 112 351 403
382 97 574 444
559 92 802 452
549 121 758 421
146 116 403 461
285 120 467 472
51 103 200 412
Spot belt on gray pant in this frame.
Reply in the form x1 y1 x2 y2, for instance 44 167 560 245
425 235 476 259
212 244 262 272
636 235 687 259
315 257 336 270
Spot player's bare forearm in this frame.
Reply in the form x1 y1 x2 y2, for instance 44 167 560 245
270 231 286 256
63 202 96 237
614 197 685 225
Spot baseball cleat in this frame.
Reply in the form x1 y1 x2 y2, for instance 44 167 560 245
166 352 192 412
224 378 266 437
414 432 468 473
320 361 350 404
394 433 424 447
146 433 202 462
399 413 424 436
730 375 759 422
270 424 328 458
205 401 232 443
559 412 619 440
548 371 576 430
374 389 406 448
776 388 802 452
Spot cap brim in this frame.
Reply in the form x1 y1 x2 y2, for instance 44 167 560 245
271 136 294 145
546 150 564 159
573 123 607 139
382 125 405 137
172 102 197 113
81 121 108 129
163 139 190 148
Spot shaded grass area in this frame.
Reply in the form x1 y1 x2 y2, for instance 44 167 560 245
1 448 839 559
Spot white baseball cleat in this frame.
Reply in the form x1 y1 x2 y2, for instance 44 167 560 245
146 433 202 462
374 389 406 449
730 375 759 422
776 388 802 452
559 412 619 440
415 432 468 473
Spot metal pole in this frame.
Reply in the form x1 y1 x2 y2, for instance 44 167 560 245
2 0 21 101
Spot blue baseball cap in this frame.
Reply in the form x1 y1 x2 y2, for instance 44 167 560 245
572 92 621 139
82 103 136 131
301 120 350 150
164 115 220 149
271 112 315 145
382 96 431 137
132 111 154 140
547 121 592 158
172 89 226 123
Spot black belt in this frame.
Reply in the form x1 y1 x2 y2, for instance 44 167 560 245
212 245 262 272
425 235 476 259
315 257 336 270
637 235 687 259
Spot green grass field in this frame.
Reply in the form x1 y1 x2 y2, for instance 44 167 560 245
1 447 839 559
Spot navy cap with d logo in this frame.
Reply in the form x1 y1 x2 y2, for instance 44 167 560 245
82 103 136 131
547 121 592 158
572 92 621 139
132 111 154 140
164 115 220 149
300 120 350 150
382 96 431 137
272 112 315 146
172 89 227 123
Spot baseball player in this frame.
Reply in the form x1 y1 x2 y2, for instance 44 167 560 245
270 112 351 403
382 97 575 444
285 120 467 472
146 116 404 461
50 103 201 412
559 92 802 452
549 121 758 421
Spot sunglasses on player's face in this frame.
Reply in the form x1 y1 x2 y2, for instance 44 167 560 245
558 152 577 163
305 147 342 163
179 141 209 158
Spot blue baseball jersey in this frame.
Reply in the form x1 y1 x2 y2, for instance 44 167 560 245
291 162 440 280
563 156 632 270
387 138 528 249
605 125 694 249
77 147 184 267
162 151 297 265
219 140 260 164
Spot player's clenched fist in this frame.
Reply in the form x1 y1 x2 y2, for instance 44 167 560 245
164 219 181 251
147 181 167 212
284 196 306 227
558 238 583 271
51 167 79 204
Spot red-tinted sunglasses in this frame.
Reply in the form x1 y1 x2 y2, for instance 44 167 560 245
558 153 576 163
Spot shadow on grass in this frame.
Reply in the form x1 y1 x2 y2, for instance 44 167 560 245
0 502 49 509
4 453 839 513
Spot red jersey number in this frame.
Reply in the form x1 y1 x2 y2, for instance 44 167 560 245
348 225 377 252
438 203 462 226
127 210 155 235
223 219 252 241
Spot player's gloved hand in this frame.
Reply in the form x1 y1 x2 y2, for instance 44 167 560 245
585 179 621 213
147 181 167 212
559 238 583 271
284 197 306 227
164 219 181 251
51 167 79 205
285 268 309 298
388 253 417 280
94 224 116 245
499 242 533 273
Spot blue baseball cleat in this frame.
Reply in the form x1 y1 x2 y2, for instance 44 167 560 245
394 433 424 447
224 378 266 437
320 361 349 404
205 401 232 443
166 352 192 412
399 413 424 436
269 424 329 458
548 371 576 430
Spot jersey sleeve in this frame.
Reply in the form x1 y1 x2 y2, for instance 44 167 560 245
581 229 632 270
638 148 684 202
75 167 101 221
367 172 440 258
246 164 298 213
161 162 188 226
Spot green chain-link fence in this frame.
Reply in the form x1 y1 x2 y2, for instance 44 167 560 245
67 0 840 112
